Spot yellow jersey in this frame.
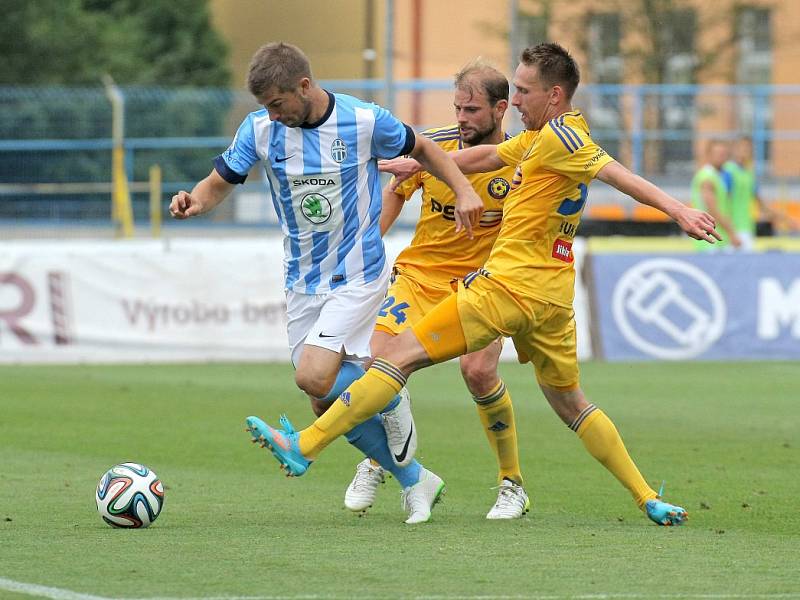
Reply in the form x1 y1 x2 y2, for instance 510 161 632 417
487 111 614 307
392 125 516 286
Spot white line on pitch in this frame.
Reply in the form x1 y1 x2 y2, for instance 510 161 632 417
2 578 800 600
0 578 108 600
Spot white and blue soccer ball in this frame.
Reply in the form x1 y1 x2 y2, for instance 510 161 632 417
95 462 164 528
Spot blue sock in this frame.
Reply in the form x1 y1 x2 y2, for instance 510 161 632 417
345 416 422 489
323 362 420 487
381 394 400 413
320 360 402 413
320 361 366 401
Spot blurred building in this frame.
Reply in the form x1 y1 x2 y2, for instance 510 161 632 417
209 0 800 181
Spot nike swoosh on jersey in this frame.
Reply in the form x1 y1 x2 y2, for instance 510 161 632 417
318 332 336 338
275 154 295 163
393 422 414 463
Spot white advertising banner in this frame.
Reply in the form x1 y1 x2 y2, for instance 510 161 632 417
0 235 591 364
0 238 289 363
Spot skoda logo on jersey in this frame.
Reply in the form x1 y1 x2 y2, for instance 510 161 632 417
331 138 348 163
612 258 726 360
488 177 511 200
300 193 333 224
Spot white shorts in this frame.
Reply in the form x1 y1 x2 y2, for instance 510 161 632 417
286 263 391 367
736 230 755 252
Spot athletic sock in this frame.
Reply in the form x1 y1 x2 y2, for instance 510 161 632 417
571 404 657 508
320 361 402 413
345 415 422 488
474 380 523 485
381 393 400 413
319 361 365 401
320 361 407 469
300 358 407 459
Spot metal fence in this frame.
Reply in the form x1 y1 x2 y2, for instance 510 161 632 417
1 82 799 236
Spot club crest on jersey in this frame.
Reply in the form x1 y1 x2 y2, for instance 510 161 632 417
331 138 348 163
552 238 573 263
340 391 351 406
300 192 332 224
487 177 511 200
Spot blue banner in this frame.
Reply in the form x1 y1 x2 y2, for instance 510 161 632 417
589 253 800 360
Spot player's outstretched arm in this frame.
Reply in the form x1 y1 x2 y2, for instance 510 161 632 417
408 133 484 239
451 144 506 174
378 143 505 189
169 169 235 219
596 161 722 244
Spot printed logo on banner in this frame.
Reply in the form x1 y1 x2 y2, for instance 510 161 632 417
611 258 726 359
0 271 72 346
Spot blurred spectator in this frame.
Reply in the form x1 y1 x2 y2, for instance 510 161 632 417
723 137 799 249
691 140 741 250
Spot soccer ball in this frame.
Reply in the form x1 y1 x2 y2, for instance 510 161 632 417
95 462 164 528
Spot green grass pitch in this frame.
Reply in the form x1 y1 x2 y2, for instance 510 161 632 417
1 361 798 599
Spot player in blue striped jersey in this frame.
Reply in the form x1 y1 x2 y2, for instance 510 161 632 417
170 42 483 523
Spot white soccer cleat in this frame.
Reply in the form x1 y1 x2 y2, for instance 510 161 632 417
486 478 531 520
344 458 385 514
382 387 417 467
401 467 445 524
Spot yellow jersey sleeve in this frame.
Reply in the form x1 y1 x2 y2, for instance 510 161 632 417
539 113 614 179
496 130 537 166
393 172 423 201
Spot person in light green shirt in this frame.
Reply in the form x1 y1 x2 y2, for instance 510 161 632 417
722 138 758 250
691 140 741 251
723 137 798 250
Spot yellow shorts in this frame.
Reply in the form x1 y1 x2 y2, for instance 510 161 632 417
412 272 579 390
375 270 455 336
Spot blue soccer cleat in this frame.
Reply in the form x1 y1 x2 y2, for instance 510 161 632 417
645 482 688 526
245 414 311 477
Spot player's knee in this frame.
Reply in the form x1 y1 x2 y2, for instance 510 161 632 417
539 383 586 425
377 330 428 374
295 369 334 399
460 361 498 397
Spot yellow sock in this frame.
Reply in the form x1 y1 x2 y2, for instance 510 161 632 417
475 380 522 485
572 405 657 509
299 359 405 460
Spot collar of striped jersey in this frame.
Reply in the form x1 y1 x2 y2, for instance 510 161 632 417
300 90 335 129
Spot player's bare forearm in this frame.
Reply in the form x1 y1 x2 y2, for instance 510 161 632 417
170 169 233 219
377 142 503 190
596 161 681 218
451 144 505 174
380 187 406 236
596 161 722 243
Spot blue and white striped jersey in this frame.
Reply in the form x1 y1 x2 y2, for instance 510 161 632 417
215 91 415 294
